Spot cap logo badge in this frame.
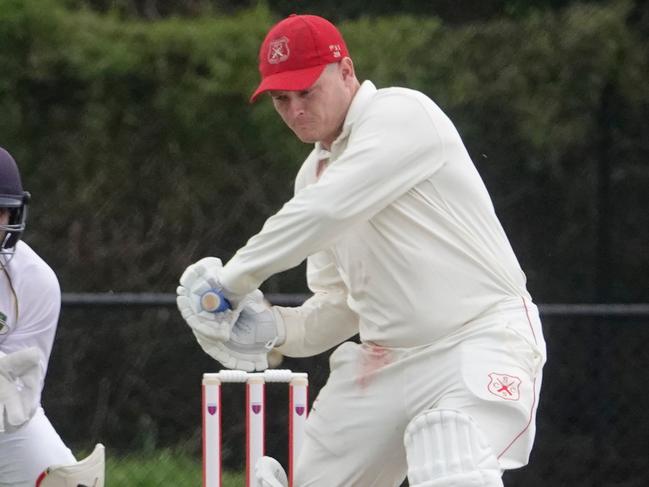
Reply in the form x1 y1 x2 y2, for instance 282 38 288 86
268 36 290 64
329 44 342 58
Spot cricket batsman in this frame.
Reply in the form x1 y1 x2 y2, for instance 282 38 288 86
177 14 546 487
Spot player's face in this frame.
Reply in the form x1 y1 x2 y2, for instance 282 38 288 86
270 59 357 148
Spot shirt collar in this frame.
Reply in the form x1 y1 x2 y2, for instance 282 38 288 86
342 80 377 132
315 80 377 155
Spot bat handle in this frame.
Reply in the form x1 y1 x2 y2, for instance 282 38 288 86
200 289 231 313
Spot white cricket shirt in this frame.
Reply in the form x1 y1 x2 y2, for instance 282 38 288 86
221 81 530 353
0 241 60 398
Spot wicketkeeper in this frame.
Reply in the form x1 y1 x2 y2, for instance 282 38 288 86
177 14 546 487
0 147 105 487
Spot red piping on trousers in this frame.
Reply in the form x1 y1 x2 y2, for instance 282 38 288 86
497 297 540 459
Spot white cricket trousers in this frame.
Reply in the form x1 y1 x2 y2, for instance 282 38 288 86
0 407 76 487
295 297 546 487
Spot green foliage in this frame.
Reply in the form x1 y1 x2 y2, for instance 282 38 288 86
106 449 242 486
0 0 647 300
63 0 613 23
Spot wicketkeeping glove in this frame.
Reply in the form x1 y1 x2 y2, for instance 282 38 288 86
0 347 42 432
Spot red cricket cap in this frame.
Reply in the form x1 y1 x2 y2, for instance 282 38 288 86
250 14 349 103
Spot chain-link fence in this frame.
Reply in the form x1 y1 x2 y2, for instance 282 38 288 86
41 296 649 486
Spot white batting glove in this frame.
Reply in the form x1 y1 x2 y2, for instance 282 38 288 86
193 290 286 372
0 347 42 432
176 257 241 342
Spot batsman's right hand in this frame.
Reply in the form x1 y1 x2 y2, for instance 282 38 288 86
176 257 241 342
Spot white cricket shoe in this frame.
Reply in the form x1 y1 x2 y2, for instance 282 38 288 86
254 456 288 487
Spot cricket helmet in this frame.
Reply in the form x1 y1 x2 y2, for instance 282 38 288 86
0 147 30 253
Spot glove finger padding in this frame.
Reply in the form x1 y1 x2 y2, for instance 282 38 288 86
0 347 42 431
194 332 265 372
196 291 283 372
177 292 236 342
179 257 224 290
177 257 239 341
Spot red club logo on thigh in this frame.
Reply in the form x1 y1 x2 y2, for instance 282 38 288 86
487 373 522 401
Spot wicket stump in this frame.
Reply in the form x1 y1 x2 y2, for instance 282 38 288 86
202 370 309 487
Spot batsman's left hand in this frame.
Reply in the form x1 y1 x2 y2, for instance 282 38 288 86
176 257 240 341
193 290 286 372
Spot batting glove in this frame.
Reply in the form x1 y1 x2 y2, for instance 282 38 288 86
193 290 286 372
176 257 241 342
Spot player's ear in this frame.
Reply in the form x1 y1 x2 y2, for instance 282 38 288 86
340 57 355 81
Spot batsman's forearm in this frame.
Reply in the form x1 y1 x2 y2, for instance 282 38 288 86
273 290 359 357
219 196 354 296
